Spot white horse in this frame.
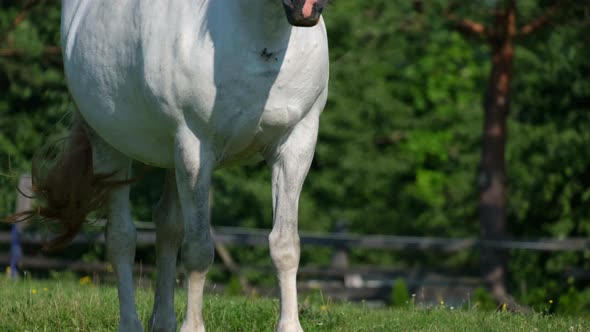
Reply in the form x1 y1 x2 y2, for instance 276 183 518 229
42 1 329 331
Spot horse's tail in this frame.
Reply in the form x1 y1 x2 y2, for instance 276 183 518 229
9 114 129 250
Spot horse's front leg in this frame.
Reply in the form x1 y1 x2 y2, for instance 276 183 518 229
266 107 322 332
149 170 184 332
174 128 215 332
90 134 142 332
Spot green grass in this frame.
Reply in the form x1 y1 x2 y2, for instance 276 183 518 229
0 276 588 332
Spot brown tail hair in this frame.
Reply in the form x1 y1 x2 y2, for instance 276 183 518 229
8 115 130 251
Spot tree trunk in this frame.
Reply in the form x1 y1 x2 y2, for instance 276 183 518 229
478 0 515 305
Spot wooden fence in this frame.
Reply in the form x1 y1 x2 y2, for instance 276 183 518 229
2 175 589 303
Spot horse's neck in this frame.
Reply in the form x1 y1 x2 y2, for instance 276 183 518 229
223 0 292 47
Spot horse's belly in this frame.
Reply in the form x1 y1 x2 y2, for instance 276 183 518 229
70 65 309 169
79 103 178 168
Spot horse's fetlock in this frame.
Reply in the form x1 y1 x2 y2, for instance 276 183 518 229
149 315 177 332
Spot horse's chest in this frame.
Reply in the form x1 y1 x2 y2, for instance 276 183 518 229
191 55 322 156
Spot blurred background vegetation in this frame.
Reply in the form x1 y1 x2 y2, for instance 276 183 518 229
1 0 589 314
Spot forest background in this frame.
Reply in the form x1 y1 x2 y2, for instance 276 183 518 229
1 0 589 315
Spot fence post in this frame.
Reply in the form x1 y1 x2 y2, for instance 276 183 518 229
11 174 32 279
330 220 363 288
330 220 349 268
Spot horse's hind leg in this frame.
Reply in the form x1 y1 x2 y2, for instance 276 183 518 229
149 169 184 332
174 128 215 332
89 132 141 332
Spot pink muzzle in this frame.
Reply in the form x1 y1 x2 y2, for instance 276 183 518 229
302 0 318 19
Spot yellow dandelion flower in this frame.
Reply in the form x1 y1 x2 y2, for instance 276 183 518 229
43 288 48 292
502 303 507 311
31 289 37 295
320 305 328 311
549 299 553 304
79 276 92 285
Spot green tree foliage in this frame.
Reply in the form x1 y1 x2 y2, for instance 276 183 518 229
506 11 590 309
1 0 589 313
0 1 69 214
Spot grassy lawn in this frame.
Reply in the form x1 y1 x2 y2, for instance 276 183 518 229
0 276 588 332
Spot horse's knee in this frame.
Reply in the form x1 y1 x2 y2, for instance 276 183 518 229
182 233 214 272
269 229 300 271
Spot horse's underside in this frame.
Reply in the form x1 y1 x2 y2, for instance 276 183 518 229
43 0 329 331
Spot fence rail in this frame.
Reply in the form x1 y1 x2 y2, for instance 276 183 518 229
2 226 589 252
3 175 590 303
